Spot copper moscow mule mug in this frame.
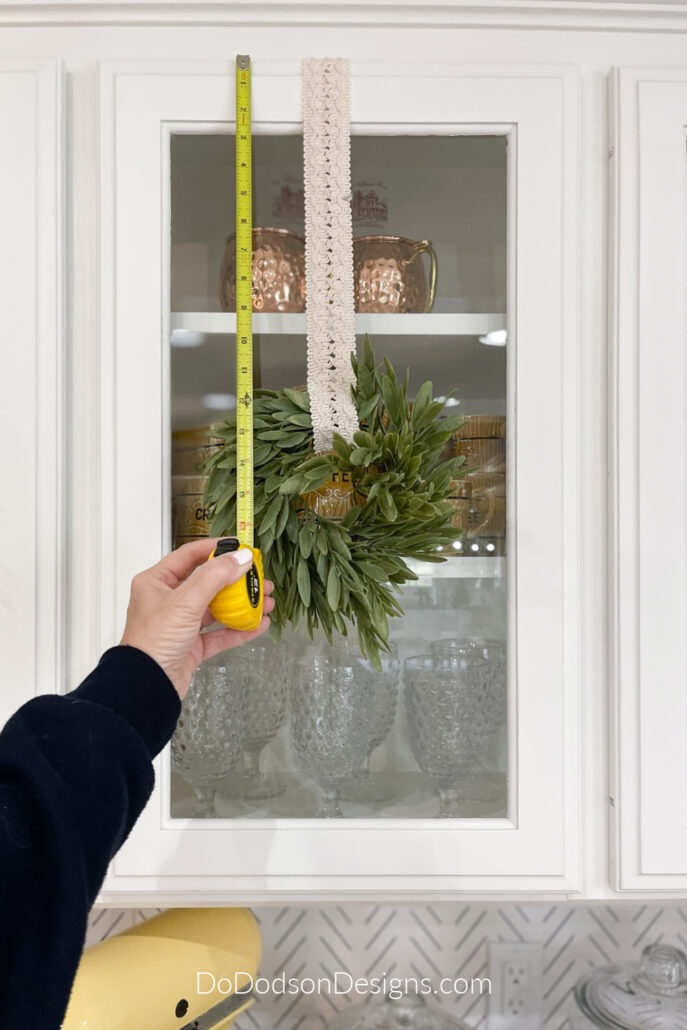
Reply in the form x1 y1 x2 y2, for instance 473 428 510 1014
219 227 306 313
353 235 438 313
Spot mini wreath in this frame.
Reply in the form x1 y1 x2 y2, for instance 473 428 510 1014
204 338 466 668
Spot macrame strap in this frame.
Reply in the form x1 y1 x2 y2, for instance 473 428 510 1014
302 57 359 454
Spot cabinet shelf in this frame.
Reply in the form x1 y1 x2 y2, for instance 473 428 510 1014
405 556 504 579
171 311 506 339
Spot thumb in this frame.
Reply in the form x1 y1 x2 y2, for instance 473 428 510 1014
175 548 254 616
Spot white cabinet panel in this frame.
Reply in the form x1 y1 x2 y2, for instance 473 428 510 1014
0 58 64 721
610 68 687 890
94 60 580 900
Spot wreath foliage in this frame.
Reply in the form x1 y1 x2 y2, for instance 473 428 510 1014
204 337 466 667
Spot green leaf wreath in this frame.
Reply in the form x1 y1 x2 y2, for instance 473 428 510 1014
204 337 466 666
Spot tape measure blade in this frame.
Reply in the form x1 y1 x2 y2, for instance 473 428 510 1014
235 54 254 548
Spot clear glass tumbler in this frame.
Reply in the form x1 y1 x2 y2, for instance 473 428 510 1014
171 652 247 816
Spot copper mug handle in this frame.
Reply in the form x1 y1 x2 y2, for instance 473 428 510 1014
404 239 438 313
467 488 497 538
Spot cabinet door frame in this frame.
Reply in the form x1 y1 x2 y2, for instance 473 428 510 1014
0 57 65 720
95 59 580 901
610 67 687 892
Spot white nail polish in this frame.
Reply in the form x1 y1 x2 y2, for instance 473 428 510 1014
232 549 253 566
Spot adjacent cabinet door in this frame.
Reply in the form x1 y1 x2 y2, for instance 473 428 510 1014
611 68 687 892
93 59 580 901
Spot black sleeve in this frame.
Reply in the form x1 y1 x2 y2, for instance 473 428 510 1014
0 644 181 1029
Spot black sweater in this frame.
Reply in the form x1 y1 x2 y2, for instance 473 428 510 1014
0 644 181 1028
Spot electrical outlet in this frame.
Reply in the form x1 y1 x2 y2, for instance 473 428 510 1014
487 942 543 1030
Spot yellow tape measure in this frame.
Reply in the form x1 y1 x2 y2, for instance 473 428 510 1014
208 54 264 632
235 53 255 550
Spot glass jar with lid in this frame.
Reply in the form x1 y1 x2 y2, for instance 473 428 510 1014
573 943 687 1029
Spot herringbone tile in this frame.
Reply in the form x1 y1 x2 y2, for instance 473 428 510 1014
85 903 687 1029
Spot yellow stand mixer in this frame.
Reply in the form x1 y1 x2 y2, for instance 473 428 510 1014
61 907 261 1030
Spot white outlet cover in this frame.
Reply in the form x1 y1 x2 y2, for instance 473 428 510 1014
488 942 543 1030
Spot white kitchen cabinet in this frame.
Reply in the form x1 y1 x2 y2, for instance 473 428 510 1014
0 58 65 724
8 3 687 903
92 57 581 900
610 67 687 892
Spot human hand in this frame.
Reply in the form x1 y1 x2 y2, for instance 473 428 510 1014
119 538 275 700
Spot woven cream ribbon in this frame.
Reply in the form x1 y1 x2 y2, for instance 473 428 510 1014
302 57 359 454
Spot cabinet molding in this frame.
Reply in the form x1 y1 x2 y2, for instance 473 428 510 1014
610 67 687 891
0 58 65 721
3 1 687 31
95 59 580 900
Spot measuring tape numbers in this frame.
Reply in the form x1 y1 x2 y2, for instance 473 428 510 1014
208 54 265 632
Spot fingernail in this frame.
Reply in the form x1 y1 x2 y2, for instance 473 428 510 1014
231 549 253 567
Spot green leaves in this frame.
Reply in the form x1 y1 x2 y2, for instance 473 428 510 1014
282 387 310 412
299 522 314 559
326 564 340 611
297 559 311 607
279 474 304 495
202 338 468 666
260 493 283 534
278 453 336 496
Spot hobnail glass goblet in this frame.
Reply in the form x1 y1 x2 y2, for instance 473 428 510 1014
430 637 506 725
403 653 493 817
289 652 375 817
429 638 506 803
336 641 400 805
228 638 289 801
171 652 247 816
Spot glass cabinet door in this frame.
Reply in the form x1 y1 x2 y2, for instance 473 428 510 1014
169 132 508 821
97 61 579 895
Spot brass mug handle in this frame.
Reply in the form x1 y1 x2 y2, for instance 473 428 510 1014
405 239 438 313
